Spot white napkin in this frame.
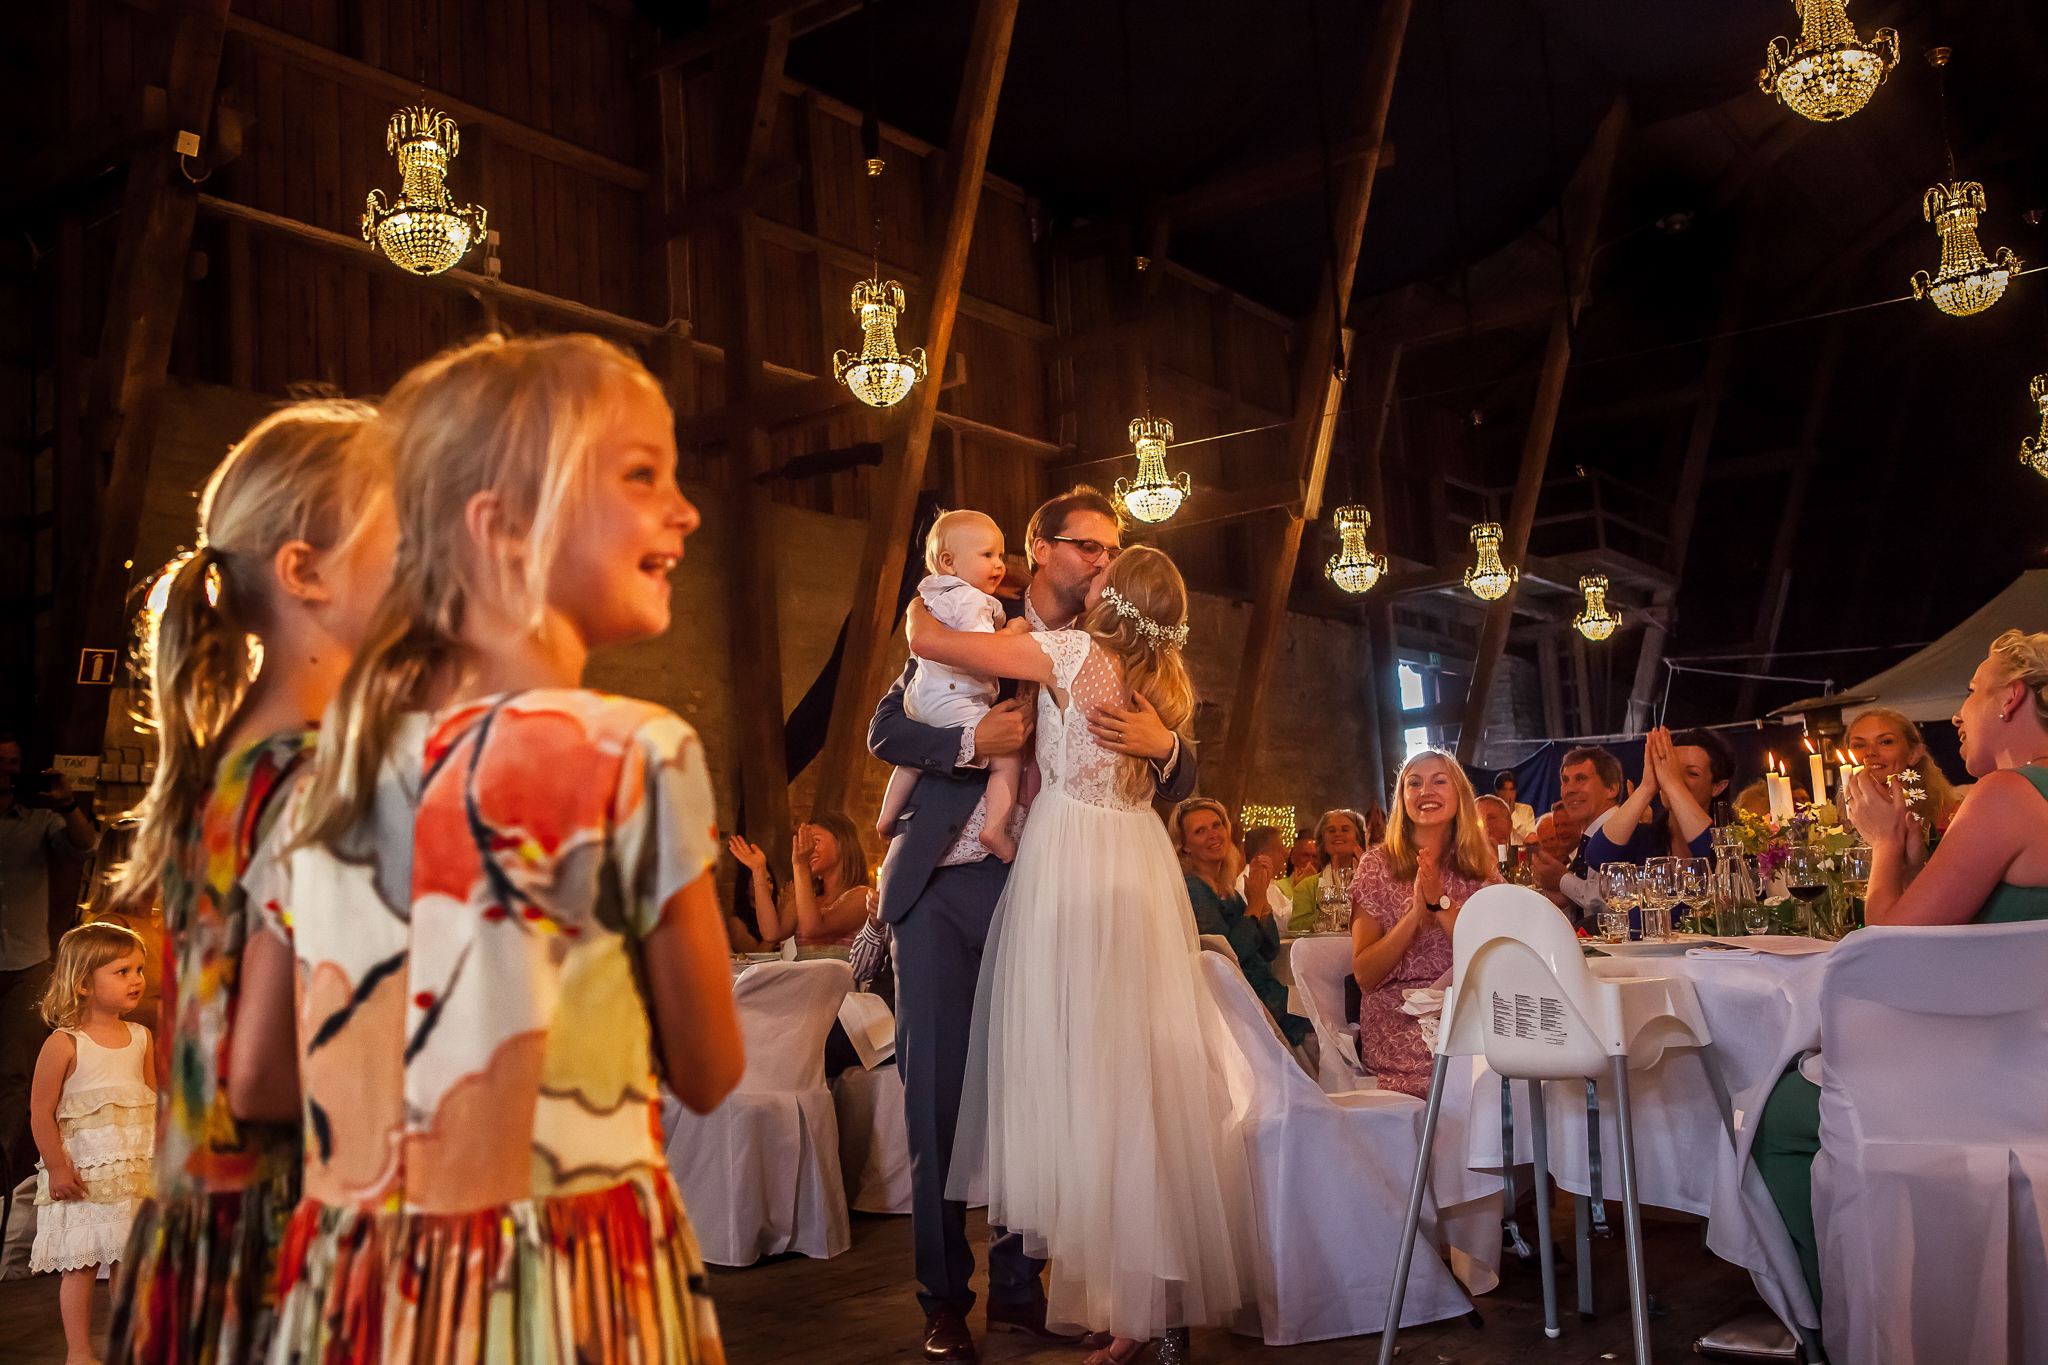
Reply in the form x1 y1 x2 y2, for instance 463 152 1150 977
1687 946 1758 959
1400 987 1446 1051
837 992 897 1069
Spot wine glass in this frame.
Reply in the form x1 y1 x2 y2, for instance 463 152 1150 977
1838 845 1872 930
1597 864 1640 943
1784 846 1829 937
1638 857 1679 942
1675 857 1711 934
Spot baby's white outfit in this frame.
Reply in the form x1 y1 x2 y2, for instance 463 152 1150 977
905 574 1006 728
31 1020 155 1271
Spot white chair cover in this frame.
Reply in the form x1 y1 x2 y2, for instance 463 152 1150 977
1288 935 1373 1095
1200 953 1471 1345
664 960 853 1265
1812 920 2048 1364
831 1062 913 1214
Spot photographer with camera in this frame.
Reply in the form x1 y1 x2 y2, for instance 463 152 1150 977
0 730 100 1195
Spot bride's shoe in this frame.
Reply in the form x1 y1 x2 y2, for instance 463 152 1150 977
1154 1328 1191 1364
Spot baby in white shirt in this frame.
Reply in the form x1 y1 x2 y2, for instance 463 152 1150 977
876 509 1026 861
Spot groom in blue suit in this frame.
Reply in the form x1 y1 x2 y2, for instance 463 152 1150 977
869 487 1200 1362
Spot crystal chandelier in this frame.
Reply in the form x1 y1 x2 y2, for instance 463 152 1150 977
2022 376 2048 478
1912 181 2021 317
362 108 487 276
1463 522 1517 601
1114 417 1191 524
1573 575 1619 641
833 279 927 408
1758 0 1898 123
1324 505 1386 594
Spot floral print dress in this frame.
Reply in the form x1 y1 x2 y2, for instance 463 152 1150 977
260 691 726 1365
111 730 312 1365
1349 846 1500 1098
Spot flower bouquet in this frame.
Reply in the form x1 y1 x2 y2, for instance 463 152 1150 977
1724 801 1861 939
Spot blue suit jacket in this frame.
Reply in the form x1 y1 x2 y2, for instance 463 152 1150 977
868 637 1200 924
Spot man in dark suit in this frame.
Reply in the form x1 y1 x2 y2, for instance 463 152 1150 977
869 487 1199 1362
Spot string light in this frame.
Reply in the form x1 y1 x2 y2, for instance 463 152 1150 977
1463 522 1517 601
1758 0 1898 123
1114 417 1190 523
362 108 486 276
1324 505 1386 594
1573 574 1619 641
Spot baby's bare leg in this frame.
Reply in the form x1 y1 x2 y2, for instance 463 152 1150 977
978 753 1024 862
877 765 919 840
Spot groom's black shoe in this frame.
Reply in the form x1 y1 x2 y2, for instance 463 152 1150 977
924 1306 979 1362
986 1300 1086 1345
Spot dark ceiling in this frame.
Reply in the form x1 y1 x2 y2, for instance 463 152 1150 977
683 0 2048 729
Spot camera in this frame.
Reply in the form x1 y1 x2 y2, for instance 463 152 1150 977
9 769 58 805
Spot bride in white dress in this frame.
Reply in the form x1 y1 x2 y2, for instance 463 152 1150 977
908 546 1250 1362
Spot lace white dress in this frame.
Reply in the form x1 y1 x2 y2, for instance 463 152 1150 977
32 1021 155 1272
958 629 1251 1339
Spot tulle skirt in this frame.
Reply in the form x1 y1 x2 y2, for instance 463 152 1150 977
960 789 1251 1340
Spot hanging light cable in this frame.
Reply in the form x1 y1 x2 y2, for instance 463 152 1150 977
1911 48 2021 317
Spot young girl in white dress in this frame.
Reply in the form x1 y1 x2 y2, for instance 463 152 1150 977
30 922 156 1365
876 508 1026 860
908 545 1249 1363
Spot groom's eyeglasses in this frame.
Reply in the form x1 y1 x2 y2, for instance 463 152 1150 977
1047 535 1122 562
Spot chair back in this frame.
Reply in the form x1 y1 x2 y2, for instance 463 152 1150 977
1441 885 1709 1080
1820 920 2048 1144
731 960 852 1094
1201 952 1324 1121
1289 935 1368 1090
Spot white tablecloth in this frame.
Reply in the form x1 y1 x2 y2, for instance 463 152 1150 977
1451 944 1832 1329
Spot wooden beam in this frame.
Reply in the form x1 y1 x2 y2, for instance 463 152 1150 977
1159 133 1397 230
657 160 801 238
723 18 799 856
53 0 231 755
6 84 165 217
1349 346 1403 801
1213 0 1411 823
1454 98 1628 765
810 0 1021 817
1146 478 1303 534
750 217 1055 341
654 65 700 424
225 13 649 190
637 0 861 77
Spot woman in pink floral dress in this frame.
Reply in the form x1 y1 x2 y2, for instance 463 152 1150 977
1349 749 1503 1097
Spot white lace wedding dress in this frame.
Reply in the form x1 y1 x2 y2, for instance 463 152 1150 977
959 628 1252 1339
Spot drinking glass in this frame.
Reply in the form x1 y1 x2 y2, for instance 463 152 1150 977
1317 863 1352 933
1708 865 1742 936
1784 846 1829 937
1597 865 1641 941
1675 857 1711 934
1742 897 1773 936
1597 907 1631 943
1639 858 1679 941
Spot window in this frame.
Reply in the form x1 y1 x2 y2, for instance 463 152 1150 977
1404 726 1432 760
1398 663 1426 711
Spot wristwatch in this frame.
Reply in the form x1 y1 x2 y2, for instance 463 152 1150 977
1432 894 1452 911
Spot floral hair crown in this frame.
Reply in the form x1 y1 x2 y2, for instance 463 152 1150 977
1100 585 1188 650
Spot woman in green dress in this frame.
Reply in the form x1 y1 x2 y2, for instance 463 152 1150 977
1756 630 2048 1322
1285 808 1369 933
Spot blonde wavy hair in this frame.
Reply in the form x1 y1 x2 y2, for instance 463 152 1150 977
1989 629 2048 725
1073 546 1195 806
116 399 380 907
40 922 146 1029
1846 706 1960 826
1381 748 1497 883
1172 797 1240 897
296 334 668 850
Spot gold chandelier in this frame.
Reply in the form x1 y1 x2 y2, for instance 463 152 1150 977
1114 417 1190 524
1325 505 1386 594
1573 575 1619 641
2022 377 2048 478
1463 522 1517 601
362 108 487 276
1912 181 2021 317
834 279 927 408
1758 0 1898 123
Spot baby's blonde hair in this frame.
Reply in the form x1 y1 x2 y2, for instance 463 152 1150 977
117 399 381 908
296 333 667 851
40 922 146 1029
924 509 1001 575
1989 629 2048 726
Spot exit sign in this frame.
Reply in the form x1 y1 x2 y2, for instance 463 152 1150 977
77 649 118 685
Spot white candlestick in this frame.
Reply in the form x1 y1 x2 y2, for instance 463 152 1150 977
1768 769 1793 822
1808 752 1828 808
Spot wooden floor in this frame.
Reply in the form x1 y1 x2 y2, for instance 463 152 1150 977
0 1203 1767 1363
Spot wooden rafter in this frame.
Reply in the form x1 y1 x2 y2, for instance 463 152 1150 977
637 0 862 77
52 0 231 755
809 0 1021 816
1158 134 1398 232
1210 0 1412 823
1453 98 1628 764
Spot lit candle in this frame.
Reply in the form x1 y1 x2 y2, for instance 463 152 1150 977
1804 738 1827 811
1836 749 1862 805
1767 756 1794 823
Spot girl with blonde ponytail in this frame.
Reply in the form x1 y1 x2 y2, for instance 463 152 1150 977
241 334 742 1365
906 545 1253 1358
107 398 393 1365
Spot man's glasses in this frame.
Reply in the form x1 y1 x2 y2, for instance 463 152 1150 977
1047 535 1121 562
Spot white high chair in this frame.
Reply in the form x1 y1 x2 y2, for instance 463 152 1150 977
1378 886 1716 1365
